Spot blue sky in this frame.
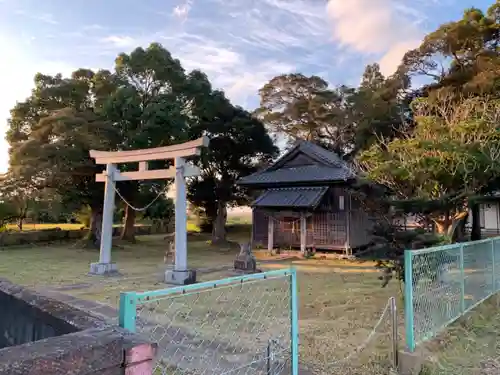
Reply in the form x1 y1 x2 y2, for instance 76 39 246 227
0 0 492 172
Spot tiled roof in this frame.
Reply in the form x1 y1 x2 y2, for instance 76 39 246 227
239 165 355 185
296 141 344 167
252 186 329 208
238 140 356 186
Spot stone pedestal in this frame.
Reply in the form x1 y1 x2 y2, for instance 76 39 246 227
234 243 257 272
89 262 118 276
164 269 197 285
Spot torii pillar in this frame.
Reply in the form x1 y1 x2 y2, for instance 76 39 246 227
88 136 209 285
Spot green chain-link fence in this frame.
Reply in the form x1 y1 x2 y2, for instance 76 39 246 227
119 268 298 375
405 237 500 351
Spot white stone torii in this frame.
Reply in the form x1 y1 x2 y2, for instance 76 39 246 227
88 136 209 285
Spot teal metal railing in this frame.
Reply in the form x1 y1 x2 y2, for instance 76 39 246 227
119 268 299 375
405 237 500 352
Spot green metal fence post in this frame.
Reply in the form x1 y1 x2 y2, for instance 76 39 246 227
492 239 496 292
290 267 299 375
460 244 466 313
119 291 137 332
404 250 415 352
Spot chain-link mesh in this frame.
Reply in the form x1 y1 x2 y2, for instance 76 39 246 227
296 270 398 375
407 237 500 350
420 293 500 374
133 271 293 375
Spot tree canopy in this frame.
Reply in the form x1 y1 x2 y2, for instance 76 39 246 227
358 94 500 235
256 64 410 158
4 42 277 245
189 91 277 244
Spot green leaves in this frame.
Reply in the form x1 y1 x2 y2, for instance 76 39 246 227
358 95 500 214
257 64 411 158
399 1 500 97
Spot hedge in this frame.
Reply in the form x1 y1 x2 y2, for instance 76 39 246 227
0 224 171 247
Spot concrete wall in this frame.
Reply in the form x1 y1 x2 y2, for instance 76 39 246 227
0 290 77 349
0 279 157 375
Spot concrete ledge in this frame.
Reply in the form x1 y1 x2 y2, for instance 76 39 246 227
0 278 157 375
398 349 424 375
0 328 124 375
164 269 197 285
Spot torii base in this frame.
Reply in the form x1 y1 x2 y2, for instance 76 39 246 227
164 269 197 285
89 262 118 276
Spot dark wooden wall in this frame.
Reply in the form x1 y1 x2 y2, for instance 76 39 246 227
251 187 374 251
252 209 348 250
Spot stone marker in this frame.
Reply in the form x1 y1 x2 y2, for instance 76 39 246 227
164 232 175 265
234 242 258 272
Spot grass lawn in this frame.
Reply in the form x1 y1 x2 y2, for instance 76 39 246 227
419 294 500 374
0 230 400 375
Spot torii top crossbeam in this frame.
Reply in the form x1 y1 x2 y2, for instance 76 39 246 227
90 136 209 164
87 136 209 284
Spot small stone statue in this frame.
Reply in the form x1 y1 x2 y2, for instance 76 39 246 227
164 232 175 265
234 242 257 272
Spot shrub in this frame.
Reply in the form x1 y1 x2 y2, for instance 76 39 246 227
75 205 91 228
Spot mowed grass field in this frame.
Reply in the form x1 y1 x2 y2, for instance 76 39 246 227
419 294 500 375
2 215 495 373
0 219 399 374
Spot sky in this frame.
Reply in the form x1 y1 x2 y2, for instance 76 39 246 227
0 0 493 173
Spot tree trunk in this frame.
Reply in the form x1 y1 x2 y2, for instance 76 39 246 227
471 202 481 241
84 205 103 249
17 218 23 231
120 205 136 242
449 211 468 242
211 201 227 244
434 211 469 240
433 216 450 234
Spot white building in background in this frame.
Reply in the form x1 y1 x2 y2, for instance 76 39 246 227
476 202 500 235
393 202 500 236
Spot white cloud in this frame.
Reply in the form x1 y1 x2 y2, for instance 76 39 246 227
159 33 296 106
100 35 137 48
152 0 329 105
91 0 322 107
14 10 58 25
173 1 192 20
326 0 423 76
1 0 377 173
83 24 104 31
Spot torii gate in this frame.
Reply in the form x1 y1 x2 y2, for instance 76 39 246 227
88 136 209 285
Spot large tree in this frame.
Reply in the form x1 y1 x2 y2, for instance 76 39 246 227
103 43 193 241
256 73 356 156
399 4 500 98
256 65 411 159
6 70 120 245
398 2 500 239
188 91 278 244
351 64 412 154
358 94 500 237
6 43 218 246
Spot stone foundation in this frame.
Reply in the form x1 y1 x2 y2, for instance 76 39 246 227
164 269 197 285
89 262 119 276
